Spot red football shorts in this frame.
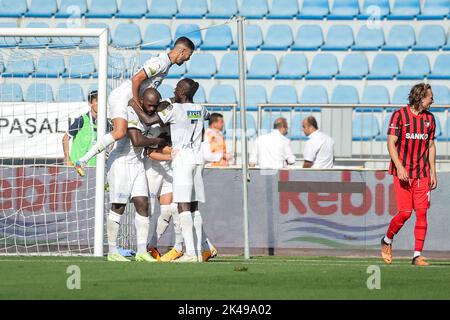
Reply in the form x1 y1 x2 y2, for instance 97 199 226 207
393 176 431 212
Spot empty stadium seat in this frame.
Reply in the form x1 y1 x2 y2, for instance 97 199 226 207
177 0 208 18
231 25 263 50
290 114 309 140
246 85 267 111
26 83 54 102
19 22 51 48
384 25 416 50
0 22 19 47
174 24 202 48
228 113 257 139
62 54 95 78
25 0 57 17
367 54 400 80
360 85 390 112
79 23 111 48
0 83 23 102
107 53 126 79
216 53 239 79
322 25 354 50
331 85 359 105
413 25 446 50
397 54 430 79
0 57 3 73
35 55 65 78
444 32 450 51
437 117 450 141
432 85 450 105
328 0 359 19
239 0 268 19
392 85 411 104
209 85 237 107
353 25 385 50
247 54 278 79
158 84 174 99
185 53 217 78
141 24 172 50
305 54 338 79
194 85 206 104
418 0 450 19
49 23 82 48
376 116 392 141
389 0 421 19
112 23 141 48
85 0 117 18
361 85 390 105
428 54 450 79
352 114 380 141
358 0 390 19
58 84 84 102
202 25 233 50
275 54 308 79
336 54 369 80
261 25 293 50
116 0 147 18
0 0 27 17
301 85 329 105
292 25 324 50
56 0 88 18
166 63 186 79
269 85 298 111
2 52 34 77
298 0 329 19
146 0 178 18
267 0 299 19
208 0 238 18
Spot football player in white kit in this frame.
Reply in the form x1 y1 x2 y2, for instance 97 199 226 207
106 89 167 262
130 79 212 263
74 37 195 177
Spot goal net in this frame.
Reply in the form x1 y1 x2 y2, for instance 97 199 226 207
0 27 109 255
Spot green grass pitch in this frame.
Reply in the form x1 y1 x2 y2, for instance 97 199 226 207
1 256 450 299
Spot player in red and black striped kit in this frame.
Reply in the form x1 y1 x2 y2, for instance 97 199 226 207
381 83 437 266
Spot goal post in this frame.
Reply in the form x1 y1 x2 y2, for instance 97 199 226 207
0 28 108 256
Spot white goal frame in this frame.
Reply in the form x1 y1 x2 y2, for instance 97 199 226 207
0 28 108 257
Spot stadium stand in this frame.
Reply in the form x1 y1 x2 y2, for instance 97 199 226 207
141 24 172 50
0 83 23 102
209 84 237 105
292 25 324 51
267 0 299 19
35 54 65 78
146 0 178 18
275 53 308 79
247 54 278 79
25 0 57 18
202 25 233 50
0 0 27 17
116 0 147 18
397 54 431 79
185 53 217 78
335 53 369 79
25 83 54 102
58 83 85 102
328 0 360 19
56 0 88 18
261 25 293 50
177 0 208 18
208 0 238 18
84 0 117 18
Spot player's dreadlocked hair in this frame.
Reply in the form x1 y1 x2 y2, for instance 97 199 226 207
409 83 432 111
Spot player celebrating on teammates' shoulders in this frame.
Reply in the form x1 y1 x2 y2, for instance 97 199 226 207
381 83 437 267
73 37 195 177
106 88 167 262
130 79 211 263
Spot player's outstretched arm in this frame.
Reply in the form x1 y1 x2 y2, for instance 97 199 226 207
128 128 166 148
129 99 163 127
148 149 172 161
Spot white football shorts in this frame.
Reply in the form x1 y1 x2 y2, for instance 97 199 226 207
144 159 173 212
107 156 148 204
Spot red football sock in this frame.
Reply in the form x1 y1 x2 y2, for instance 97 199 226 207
414 208 428 252
386 211 413 239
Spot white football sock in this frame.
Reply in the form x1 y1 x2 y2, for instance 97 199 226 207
414 251 421 258
107 210 122 254
193 211 203 256
179 211 195 256
384 236 392 245
172 204 183 252
156 205 172 240
79 133 115 163
135 213 150 254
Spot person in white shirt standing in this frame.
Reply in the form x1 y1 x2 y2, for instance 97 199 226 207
131 78 210 263
74 37 195 177
302 116 335 169
249 118 296 169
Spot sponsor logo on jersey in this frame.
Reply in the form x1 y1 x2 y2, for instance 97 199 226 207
405 133 429 140
187 111 202 120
